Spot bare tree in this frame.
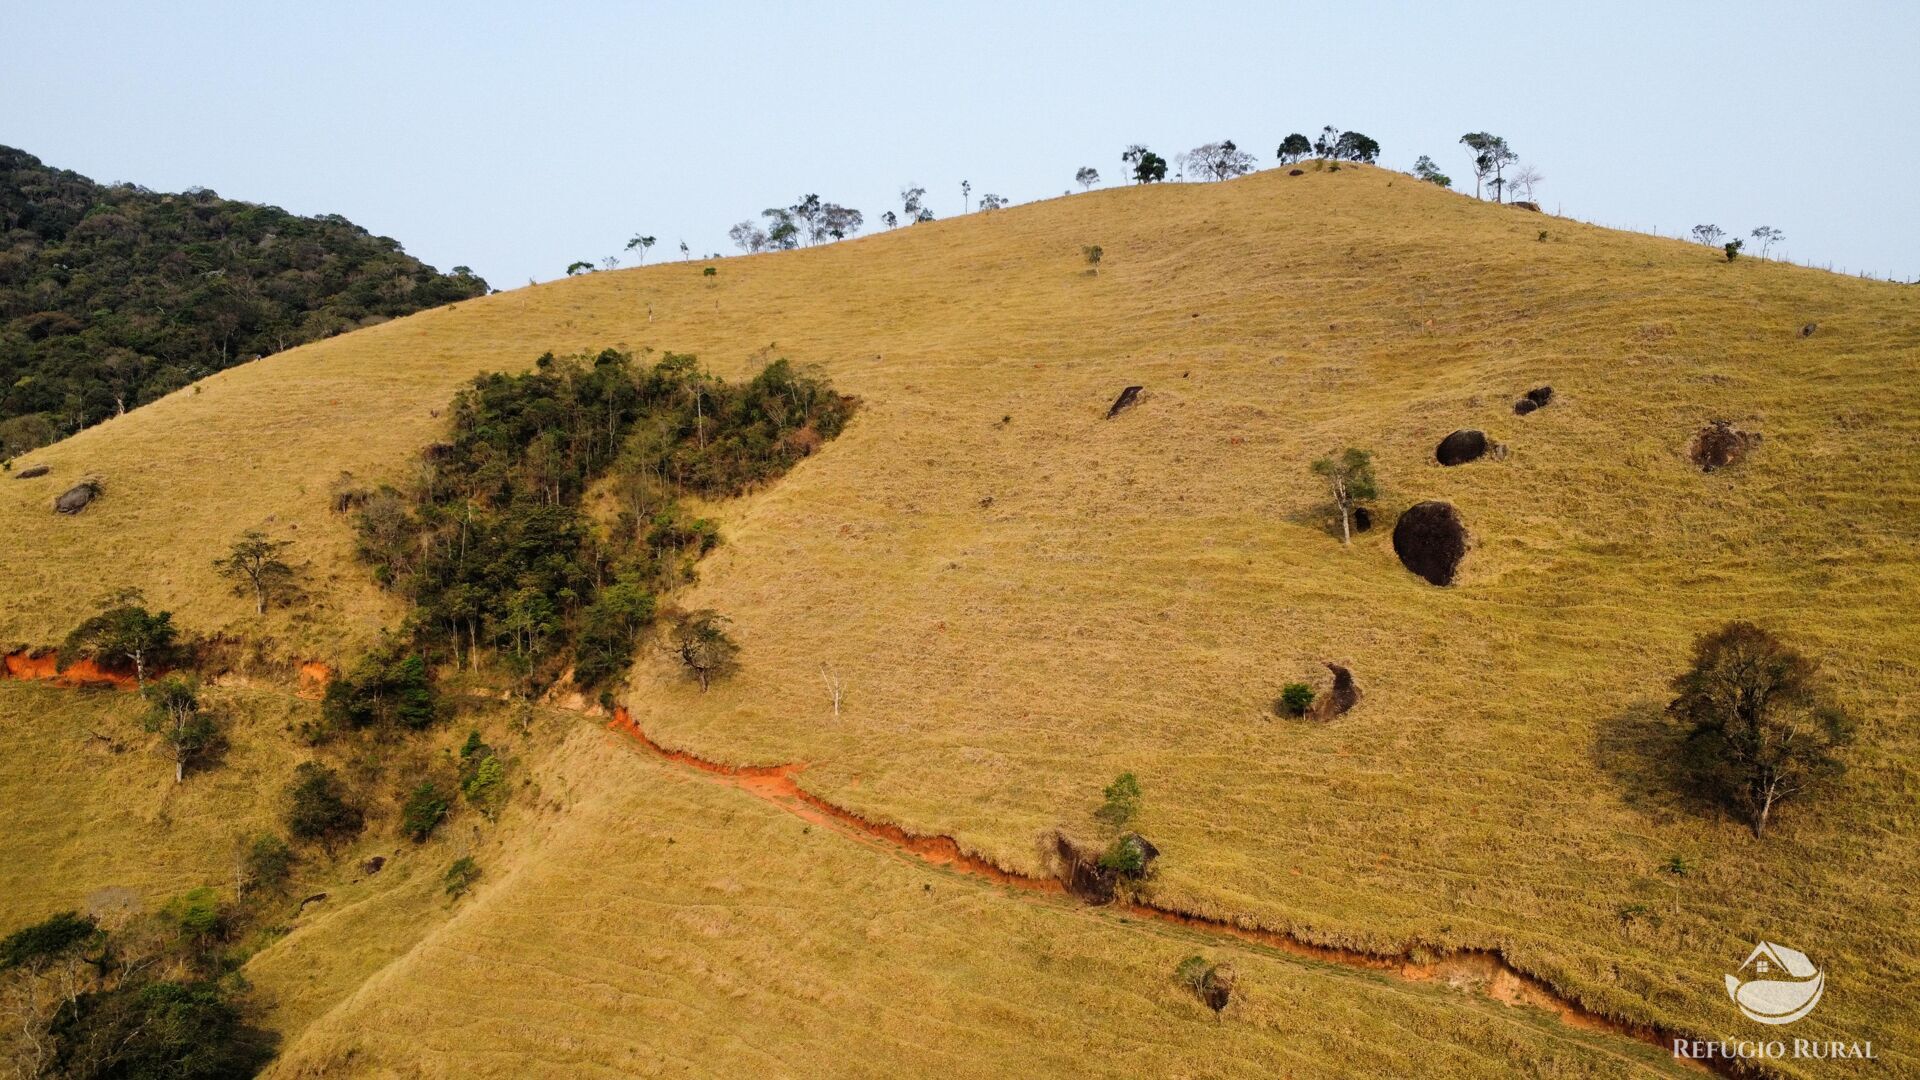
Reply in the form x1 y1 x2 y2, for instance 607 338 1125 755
1509 164 1544 202
1691 224 1726 247
1750 225 1785 258
820 663 845 718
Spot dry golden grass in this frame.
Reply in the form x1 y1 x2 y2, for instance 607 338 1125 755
270 724 1693 1079
0 681 307 927
4 164 1917 1074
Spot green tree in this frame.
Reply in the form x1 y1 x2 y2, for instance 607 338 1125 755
212 530 296 614
401 781 450 841
142 674 218 783
462 754 507 821
1276 133 1312 164
47 979 269 1078
61 588 175 687
1412 155 1452 188
1121 145 1168 184
624 233 657 264
283 762 363 847
1094 771 1142 827
1075 166 1100 190
1458 132 1516 200
1333 131 1381 163
444 856 481 899
666 609 740 691
1310 448 1378 545
241 834 294 898
1668 622 1853 838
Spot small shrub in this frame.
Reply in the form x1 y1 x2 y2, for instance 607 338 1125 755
1277 683 1315 717
1724 238 1745 262
1094 771 1141 827
1082 244 1103 270
444 856 480 899
1175 955 1236 1012
243 835 294 896
283 762 363 847
1537 229 1549 242
1664 855 1692 877
1097 835 1147 877
462 755 507 821
164 887 225 946
401 782 450 842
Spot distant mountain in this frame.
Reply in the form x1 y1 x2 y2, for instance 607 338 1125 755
0 145 488 457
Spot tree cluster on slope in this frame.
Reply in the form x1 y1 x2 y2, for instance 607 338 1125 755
352 348 853 691
0 145 489 458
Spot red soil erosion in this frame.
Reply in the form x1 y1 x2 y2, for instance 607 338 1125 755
606 707 1728 1076
297 661 336 700
1 649 138 690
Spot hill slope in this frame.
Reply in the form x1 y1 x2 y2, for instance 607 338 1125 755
4 163 1917 1076
0 145 488 456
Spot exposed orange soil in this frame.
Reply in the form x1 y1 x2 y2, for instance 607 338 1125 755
607 707 1721 1075
296 661 335 699
1 649 138 689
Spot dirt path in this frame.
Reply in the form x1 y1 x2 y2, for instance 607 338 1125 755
609 707 1729 1078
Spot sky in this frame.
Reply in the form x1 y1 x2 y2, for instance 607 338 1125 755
6 2 1917 287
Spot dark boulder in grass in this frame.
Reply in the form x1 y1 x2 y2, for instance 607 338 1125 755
1105 385 1143 419
1512 200 1542 212
1690 420 1762 472
1513 386 1553 415
1351 505 1373 533
1310 662 1362 720
1435 429 1490 466
1393 501 1469 586
13 464 49 479
53 479 100 514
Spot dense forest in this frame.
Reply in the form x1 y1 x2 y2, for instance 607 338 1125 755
0 145 489 457
350 349 855 694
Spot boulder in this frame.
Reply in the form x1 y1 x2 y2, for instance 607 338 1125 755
1690 420 1761 472
1392 501 1469 586
1310 663 1362 720
1801 322 1818 337
12 464 49 479
1512 200 1542 212
1435 429 1490 466
1106 385 1143 419
1513 386 1553 415
1351 506 1373 533
53 480 100 515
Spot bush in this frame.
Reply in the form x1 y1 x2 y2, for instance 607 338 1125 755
401 782 450 842
1094 772 1142 828
242 835 293 896
1 911 99 971
163 887 225 947
666 608 741 691
444 857 481 899
283 762 363 846
1277 683 1315 717
1097 835 1148 877
462 755 506 821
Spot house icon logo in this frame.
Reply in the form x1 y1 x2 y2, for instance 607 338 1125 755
1725 941 1825 1025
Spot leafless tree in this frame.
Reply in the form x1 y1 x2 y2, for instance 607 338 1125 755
1510 164 1544 202
820 663 845 718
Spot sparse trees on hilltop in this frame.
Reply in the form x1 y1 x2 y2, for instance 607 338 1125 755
625 234 657 264
1332 131 1380 163
1075 166 1100 190
881 210 898 229
1459 133 1517 200
1668 621 1853 838
961 180 971 213
1750 225 1785 258
1186 140 1258 181
1691 224 1726 247
1509 164 1543 203
1276 133 1312 164
565 260 594 276
730 221 768 252
1121 145 1167 184
1413 155 1452 187
979 193 1007 211
901 186 932 223
1312 126 1343 159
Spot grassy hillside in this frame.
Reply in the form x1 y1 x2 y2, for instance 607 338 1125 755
4 163 1917 1075
272 724 1691 1079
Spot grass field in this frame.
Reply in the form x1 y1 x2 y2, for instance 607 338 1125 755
3 163 1916 1075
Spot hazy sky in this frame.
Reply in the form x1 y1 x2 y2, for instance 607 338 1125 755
6 2 1917 287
